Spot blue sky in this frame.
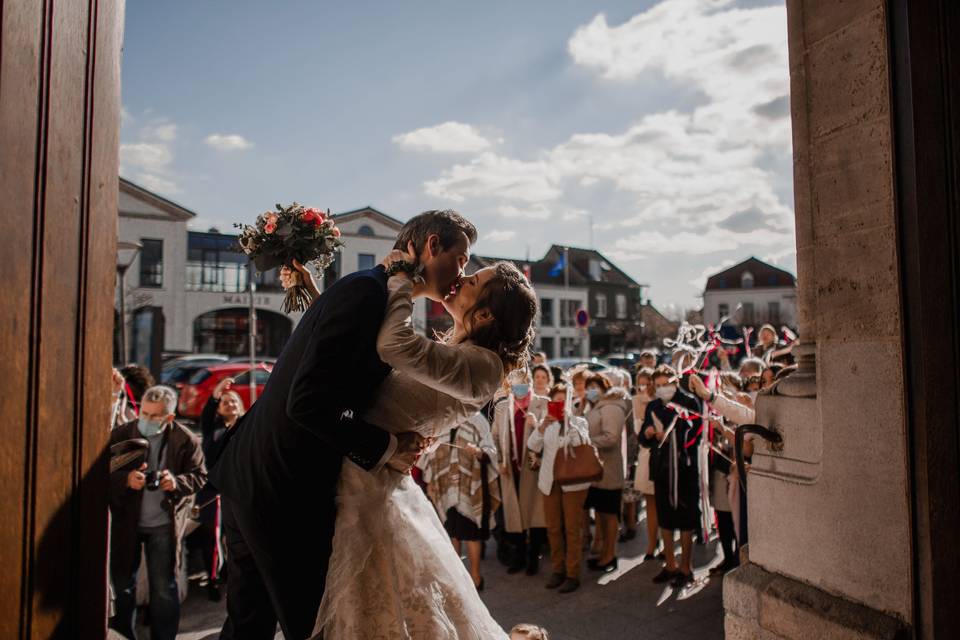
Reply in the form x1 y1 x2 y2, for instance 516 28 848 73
121 0 794 312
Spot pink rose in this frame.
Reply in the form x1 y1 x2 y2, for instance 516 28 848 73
264 212 279 225
331 227 341 238
265 222 277 234
301 207 325 227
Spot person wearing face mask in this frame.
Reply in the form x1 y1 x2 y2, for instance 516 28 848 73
582 373 628 574
186 377 247 602
493 369 548 575
632 368 661 559
108 385 207 640
639 365 703 589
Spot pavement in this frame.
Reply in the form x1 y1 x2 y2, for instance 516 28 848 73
162 514 726 640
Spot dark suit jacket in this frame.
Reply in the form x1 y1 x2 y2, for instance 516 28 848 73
209 265 393 638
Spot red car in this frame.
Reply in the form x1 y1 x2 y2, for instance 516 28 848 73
177 362 273 419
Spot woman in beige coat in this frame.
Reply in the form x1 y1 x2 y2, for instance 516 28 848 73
493 369 548 575
583 373 628 573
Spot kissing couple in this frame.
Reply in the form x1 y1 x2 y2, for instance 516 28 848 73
210 210 539 639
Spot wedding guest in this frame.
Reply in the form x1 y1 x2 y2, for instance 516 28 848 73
600 368 639 542
569 366 590 416
738 356 766 380
111 364 155 429
531 364 554 398
108 386 206 640
531 351 547 366
638 350 657 371
582 373 627 574
187 377 245 601
752 324 779 361
527 383 591 593
417 413 500 590
639 365 703 588
510 623 550 640
493 370 548 575
632 367 661 559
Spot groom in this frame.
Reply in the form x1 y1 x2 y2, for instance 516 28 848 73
210 210 476 639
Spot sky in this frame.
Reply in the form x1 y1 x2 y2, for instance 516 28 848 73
120 0 795 313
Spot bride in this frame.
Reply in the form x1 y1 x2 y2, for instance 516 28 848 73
313 248 539 639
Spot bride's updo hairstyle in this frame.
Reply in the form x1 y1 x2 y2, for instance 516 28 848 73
462 261 538 373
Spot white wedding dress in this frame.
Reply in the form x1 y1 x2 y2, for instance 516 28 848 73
313 275 509 639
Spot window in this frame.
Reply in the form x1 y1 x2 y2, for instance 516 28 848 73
357 224 375 237
616 294 628 319
233 368 272 385
358 253 376 271
560 337 578 357
540 298 554 326
186 231 282 293
560 299 581 327
742 302 755 325
741 271 755 288
718 303 730 320
768 301 781 324
540 336 555 359
139 239 163 288
595 294 607 318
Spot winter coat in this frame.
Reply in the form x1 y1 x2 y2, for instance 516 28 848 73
493 394 547 532
584 389 629 490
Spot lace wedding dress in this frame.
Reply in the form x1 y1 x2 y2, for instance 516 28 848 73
313 275 509 639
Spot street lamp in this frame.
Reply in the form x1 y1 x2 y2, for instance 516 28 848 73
116 241 142 365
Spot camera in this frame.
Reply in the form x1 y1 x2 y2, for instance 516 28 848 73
145 470 161 491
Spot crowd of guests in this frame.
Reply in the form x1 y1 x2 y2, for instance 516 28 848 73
104 321 794 638
417 324 797 595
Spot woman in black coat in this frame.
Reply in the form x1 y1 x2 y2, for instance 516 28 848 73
188 377 244 600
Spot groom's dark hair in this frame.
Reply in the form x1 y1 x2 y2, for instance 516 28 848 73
394 209 477 254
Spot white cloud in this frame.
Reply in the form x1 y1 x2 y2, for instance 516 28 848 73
393 121 494 153
416 0 794 306
120 115 181 194
424 152 562 203
205 133 253 151
484 229 517 242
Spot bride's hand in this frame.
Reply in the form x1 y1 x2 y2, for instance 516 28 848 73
380 242 419 273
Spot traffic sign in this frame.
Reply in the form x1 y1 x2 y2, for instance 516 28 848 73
575 309 590 328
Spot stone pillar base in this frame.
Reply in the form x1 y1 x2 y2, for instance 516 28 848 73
723 563 910 639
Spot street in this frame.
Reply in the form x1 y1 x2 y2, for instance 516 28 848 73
171 524 725 640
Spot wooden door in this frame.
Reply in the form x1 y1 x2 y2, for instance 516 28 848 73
0 0 123 637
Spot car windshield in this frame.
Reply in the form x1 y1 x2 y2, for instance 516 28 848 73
187 368 213 385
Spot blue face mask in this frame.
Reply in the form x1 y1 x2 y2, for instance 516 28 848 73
585 388 601 403
138 417 165 438
511 384 530 398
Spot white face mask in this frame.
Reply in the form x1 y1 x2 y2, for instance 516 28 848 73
655 384 677 402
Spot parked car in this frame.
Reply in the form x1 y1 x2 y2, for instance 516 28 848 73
604 353 641 370
177 362 273 419
546 357 607 372
160 354 229 389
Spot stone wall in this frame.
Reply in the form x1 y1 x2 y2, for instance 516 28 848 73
725 0 915 635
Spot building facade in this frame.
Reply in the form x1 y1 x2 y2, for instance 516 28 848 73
116 182 425 372
702 257 797 328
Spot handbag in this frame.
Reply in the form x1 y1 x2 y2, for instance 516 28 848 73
553 421 604 486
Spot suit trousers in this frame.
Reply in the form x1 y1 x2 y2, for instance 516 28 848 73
543 484 588 579
219 502 278 640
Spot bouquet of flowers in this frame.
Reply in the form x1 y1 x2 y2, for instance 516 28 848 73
236 202 344 312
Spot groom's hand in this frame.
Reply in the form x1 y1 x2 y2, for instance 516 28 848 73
385 432 426 474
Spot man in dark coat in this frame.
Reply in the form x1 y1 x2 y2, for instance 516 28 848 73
210 210 476 639
108 385 207 640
